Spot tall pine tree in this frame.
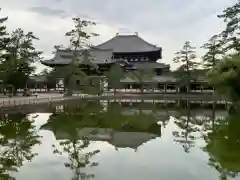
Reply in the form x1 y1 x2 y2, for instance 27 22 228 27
0 8 8 87
64 18 99 95
218 1 240 55
201 35 224 69
3 28 42 93
201 35 224 108
0 8 8 60
173 41 199 93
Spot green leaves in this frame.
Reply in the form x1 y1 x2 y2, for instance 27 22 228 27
0 9 8 62
63 17 99 95
66 17 99 50
204 113 240 179
173 41 199 69
173 41 199 91
127 67 155 93
0 114 40 179
105 63 124 94
217 1 240 55
209 54 240 103
201 35 224 69
0 28 42 91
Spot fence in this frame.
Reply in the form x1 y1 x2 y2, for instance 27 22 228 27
0 96 65 107
108 88 214 93
0 93 103 108
108 89 177 93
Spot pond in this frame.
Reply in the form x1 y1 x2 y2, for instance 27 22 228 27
0 100 239 180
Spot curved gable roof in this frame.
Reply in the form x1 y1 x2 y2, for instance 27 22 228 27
95 35 161 53
41 48 115 66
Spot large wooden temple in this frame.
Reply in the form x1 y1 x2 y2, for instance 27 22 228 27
40 32 212 93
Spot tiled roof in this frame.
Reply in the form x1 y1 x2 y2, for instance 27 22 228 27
41 48 115 66
95 34 161 53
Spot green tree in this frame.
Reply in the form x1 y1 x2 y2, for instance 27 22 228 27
172 108 202 153
0 9 8 87
105 63 124 95
202 35 224 107
129 67 155 93
1 28 42 94
0 8 8 61
201 35 224 69
208 54 240 111
218 1 240 55
64 18 99 95
0 113 40 179
53 138 99 180
43 102 101 180
204 113 240 180
173 41 199 93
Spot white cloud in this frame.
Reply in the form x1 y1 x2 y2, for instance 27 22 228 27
0 0 238 72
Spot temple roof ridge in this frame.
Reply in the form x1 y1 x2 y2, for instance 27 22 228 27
94 33 161 53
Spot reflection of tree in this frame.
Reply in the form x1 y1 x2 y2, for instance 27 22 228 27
172 109 203 153
152 104 170 129
43 100 162 179
53 137 99 180
0 113 40 180
204 113 240 180
49 102 101 180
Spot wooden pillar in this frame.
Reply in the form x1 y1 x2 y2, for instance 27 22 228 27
164 83 167 93
177 99 180 107
35 83 37 93
201 84 203 93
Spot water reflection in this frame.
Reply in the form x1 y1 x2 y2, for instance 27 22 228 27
2 100 240 180
204 113 240 180
41 101 162 179
0 113 41 179
172 108 204 153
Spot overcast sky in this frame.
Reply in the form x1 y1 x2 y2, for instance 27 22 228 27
0 0 237 72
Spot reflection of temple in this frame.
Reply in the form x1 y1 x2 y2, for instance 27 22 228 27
52 127 159 150
40 32 212 93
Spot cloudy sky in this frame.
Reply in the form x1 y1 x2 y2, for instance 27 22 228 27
0 0 237 72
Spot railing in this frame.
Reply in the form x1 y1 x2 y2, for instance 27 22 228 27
99 99 231 105
107 88 213 93
0 96 66 107
0 93 102 107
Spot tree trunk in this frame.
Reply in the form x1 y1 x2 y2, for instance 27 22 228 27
12 86 17 96
67 76 74 96
140 81 144 94
114 87 116 96
213 86 216 110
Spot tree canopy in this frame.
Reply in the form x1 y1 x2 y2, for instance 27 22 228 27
173 41 199 91
201 35 224 69
105 63 124 95
0 8 8 61
59 18 99 95
208 54 240 106
0 29 42 92
218 0 240 55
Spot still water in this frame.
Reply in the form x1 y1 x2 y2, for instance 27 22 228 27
0 100 239 180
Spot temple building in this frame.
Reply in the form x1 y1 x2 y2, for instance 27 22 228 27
41 32 212 93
